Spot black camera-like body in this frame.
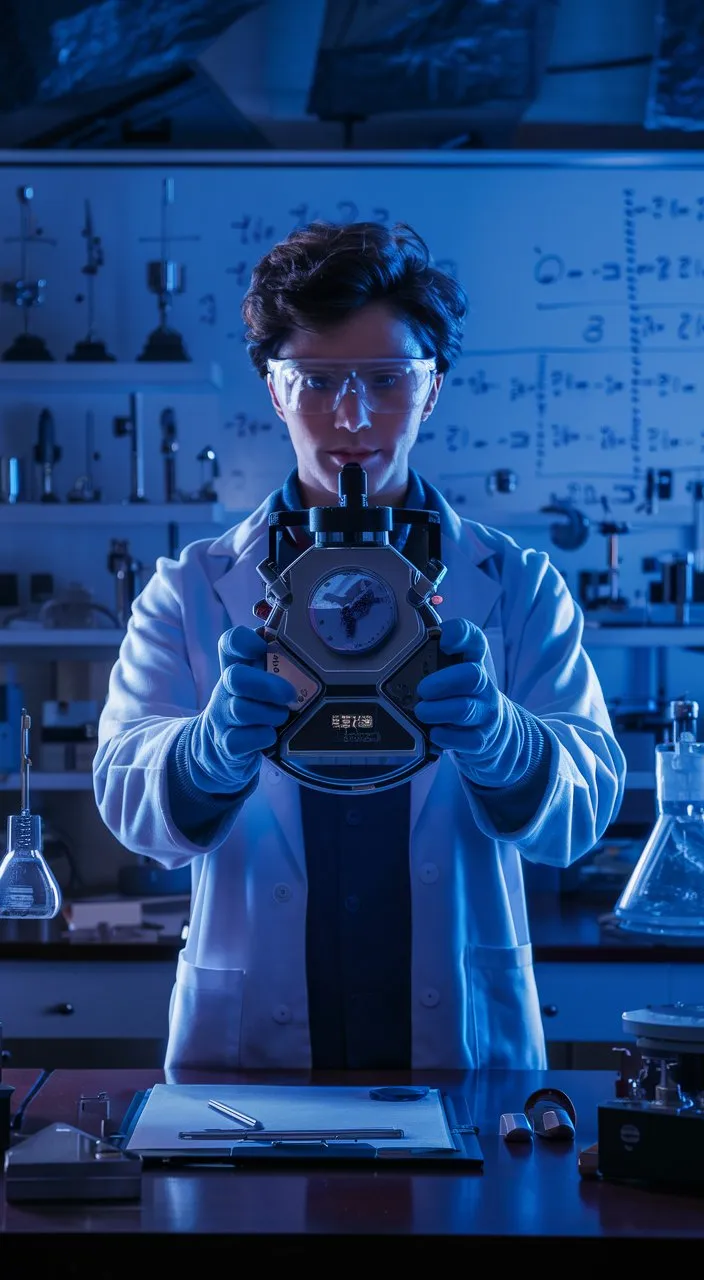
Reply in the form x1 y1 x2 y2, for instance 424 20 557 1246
252 463 461 794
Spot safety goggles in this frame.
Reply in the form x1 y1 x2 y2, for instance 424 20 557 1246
266 357 437 414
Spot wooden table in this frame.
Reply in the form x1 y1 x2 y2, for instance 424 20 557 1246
2 1065 704 1266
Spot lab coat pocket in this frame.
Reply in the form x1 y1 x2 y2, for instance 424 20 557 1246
464 941 547 1070
164 951 244 1071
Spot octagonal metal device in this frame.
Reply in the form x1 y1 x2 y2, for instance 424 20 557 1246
257 541 454 794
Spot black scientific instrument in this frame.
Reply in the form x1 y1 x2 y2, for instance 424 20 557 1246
33 408 61 502
1 186 56 361
67 199 115 362
251 462 462 794
195 445 219 501
137 178 192 362
107 539 146 629
598 1004 704 1190
160 407 180 502
67 410 101 503
113 392 147 502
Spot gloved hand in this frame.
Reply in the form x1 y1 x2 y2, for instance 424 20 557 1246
184 625 297 794
414 617 545 789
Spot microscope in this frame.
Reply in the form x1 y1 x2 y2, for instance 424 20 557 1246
598 1003 704 1189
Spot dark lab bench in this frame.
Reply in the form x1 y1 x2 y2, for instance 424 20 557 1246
3 1064 704 1264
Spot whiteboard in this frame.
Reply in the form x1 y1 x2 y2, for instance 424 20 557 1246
1 149 704 524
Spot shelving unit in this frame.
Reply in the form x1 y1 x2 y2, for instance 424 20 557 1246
0 629 124 653
0 772 94 791
0 361 222 392
0 361 225 810
0 503 226 526
583 625 704 648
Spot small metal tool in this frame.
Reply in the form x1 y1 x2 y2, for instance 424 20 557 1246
178 1127 405 1142
524 1088 576 1141
207 1099 262 1130
499 1112 533 1144
77 1092 111 1138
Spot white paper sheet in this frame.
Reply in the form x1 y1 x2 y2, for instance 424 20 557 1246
122 1083 457 1153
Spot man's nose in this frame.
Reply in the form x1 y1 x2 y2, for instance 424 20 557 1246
334 386 372 432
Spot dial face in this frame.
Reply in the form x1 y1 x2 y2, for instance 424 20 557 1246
308 568 397 654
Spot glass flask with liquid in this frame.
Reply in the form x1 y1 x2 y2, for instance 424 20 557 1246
0 709 61 919
613 698 704 937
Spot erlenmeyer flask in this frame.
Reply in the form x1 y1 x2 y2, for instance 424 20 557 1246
0 708 62 920
0 813 61 919
613 736 704 937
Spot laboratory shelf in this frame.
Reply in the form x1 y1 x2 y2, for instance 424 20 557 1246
582 625 704 647
0 361 222 392
0 772 94 791
0 502 226 525
0 629 124 656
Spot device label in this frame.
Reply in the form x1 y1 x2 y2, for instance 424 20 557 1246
267 645 321 708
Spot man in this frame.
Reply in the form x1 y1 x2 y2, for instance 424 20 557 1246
93 220 626 1072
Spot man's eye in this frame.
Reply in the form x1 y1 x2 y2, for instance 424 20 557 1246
370 373 398 388
302 374 333 391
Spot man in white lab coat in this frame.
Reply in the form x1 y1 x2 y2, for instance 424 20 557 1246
93 220 626 1073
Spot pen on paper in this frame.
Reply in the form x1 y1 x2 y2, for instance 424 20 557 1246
178 1126 405 1142
207 1099 263 1130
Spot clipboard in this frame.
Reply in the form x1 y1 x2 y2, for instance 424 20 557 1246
112 1083 484 1169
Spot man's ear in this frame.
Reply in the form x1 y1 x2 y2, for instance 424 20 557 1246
266 373 287 423
421 371 444 420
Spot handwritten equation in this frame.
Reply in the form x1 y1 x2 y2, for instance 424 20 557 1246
4 162 704 520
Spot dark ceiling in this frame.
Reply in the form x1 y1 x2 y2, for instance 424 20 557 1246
0 0 702 150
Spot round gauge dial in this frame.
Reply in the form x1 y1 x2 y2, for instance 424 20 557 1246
308 568 397 654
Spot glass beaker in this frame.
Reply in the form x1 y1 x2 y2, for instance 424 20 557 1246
613 740 704 936
0 813 61 920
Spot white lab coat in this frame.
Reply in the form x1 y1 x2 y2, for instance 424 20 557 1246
93 486 626 1072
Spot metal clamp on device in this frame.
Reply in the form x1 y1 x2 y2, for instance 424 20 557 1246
252 461 461 795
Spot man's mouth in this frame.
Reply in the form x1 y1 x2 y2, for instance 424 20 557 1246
327 449 379 462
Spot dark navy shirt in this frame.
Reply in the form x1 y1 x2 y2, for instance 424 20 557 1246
269 469 429 1069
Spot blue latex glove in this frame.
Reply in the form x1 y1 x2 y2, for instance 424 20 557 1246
184 625 297 794
414 617 543 789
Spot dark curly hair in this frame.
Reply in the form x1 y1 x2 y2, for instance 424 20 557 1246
241 220 468 377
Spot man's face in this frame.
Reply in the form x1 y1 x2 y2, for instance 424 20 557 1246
266 301 443 507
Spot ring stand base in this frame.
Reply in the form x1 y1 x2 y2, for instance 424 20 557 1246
137 327 190 362
67 339 116 362
2 332 54 361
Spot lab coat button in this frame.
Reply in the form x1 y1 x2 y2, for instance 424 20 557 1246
273 882 292 903
267 767 282 784
345 808 362 826
420 987 440 1008
272 1004 292 1024
419 862 439 883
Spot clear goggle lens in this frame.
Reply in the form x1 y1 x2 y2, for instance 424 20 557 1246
267 357 436 414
